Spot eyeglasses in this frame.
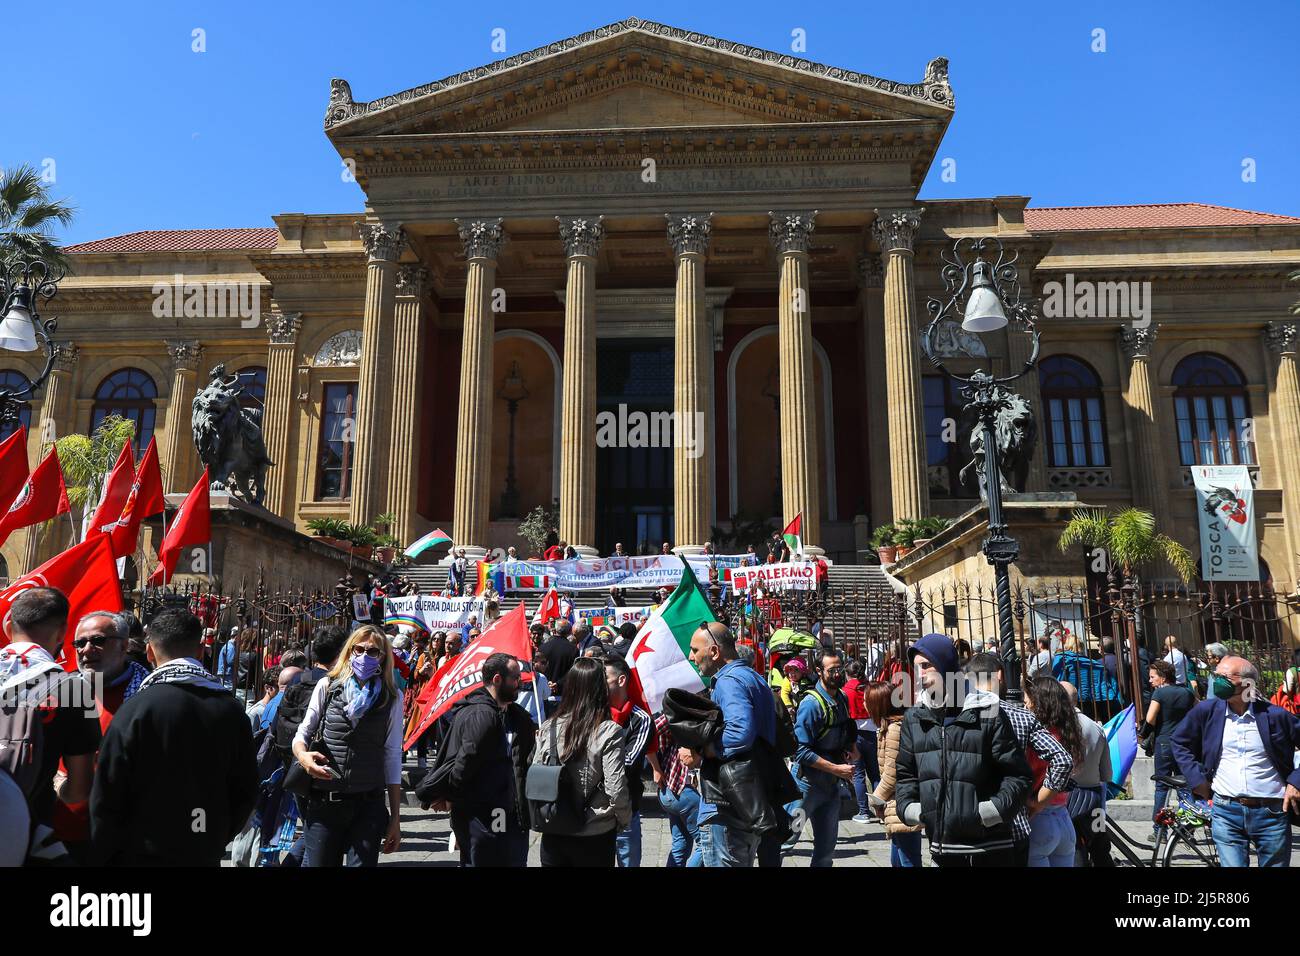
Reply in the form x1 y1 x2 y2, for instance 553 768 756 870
73 634 114 650
352 645 383 659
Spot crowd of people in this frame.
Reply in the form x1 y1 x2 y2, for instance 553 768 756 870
3 577 1298 869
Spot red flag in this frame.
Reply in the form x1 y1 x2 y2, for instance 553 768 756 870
0 446 70 549
0 426 29 517
148 469 211 585
86 439 135 538
403 603 535 750
532 587 561 628
0 534 123 669
108 437 165 558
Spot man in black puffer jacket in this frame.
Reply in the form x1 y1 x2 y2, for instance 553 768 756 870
894 633 1032 867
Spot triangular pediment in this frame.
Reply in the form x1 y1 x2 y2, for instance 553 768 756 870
325 17 953 138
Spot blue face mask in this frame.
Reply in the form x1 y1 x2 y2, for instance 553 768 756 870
352 652 380 682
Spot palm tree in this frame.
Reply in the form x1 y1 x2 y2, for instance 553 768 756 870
56 415 137 528
1058 507 1196 583
1 164 75 272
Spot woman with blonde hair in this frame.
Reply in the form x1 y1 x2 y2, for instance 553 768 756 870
292 625 403 866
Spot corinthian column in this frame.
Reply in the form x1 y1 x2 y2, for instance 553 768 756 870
556 216 603 556
1264 321 1300 582
768 211 821 555
386 266 432 548
667 213 713 555
349 222 406 526
871 208 929 523
262 311 301 518
161 340 203 494
451 218 506 557
1118 325 1168 528
23 344 78 571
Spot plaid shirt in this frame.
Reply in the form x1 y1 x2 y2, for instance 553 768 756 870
653 713 698 796
999 700 1074 843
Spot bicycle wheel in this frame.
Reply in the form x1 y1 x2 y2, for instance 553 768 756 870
1160 827 1219 867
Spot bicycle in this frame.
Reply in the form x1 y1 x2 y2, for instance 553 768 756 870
1101 773 1218 867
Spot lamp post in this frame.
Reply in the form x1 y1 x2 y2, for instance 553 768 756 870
0 258 63 430
497 360 529 518
920 237 1040 700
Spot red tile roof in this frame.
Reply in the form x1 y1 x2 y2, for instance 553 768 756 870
65 228 279 254
1024 203 1300 232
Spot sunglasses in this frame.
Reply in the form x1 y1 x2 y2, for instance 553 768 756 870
73 634 115 650
352 645 383 659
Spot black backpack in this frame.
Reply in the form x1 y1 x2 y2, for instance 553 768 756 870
272 672 324 764
771 689 799 760
525 719 591 835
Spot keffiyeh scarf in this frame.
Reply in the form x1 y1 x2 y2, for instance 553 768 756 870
138 657 227 693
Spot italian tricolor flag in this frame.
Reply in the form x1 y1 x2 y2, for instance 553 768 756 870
782 513 803 557
627 561 714 713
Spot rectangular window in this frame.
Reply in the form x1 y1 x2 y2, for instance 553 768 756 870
317 382 356 499
1175 397 1195 465
1086 398 1106 465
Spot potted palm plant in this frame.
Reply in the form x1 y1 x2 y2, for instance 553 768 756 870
893 518 921 559
911 516 951 550
306 516 351 551
870 523 898 564
371 512 398 563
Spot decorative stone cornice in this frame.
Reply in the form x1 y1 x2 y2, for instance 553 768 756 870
1264 321 1299 356
265 311 303 345
455 218 507 262
324 17 953 130
871 208 924 255
51 343 80 372
167 340 204 373
856 253 885 289
768 211 818 255
666 213 713 257
1118 324 1158 361
359 222 406 263
395 265 431 298
556 216 606 258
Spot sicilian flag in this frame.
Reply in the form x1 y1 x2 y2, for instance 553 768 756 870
782 513 803 557
405 527 451 559
1102 703 1139 799
626 560 714 714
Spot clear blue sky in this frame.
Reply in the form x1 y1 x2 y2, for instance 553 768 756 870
9 0 1298 245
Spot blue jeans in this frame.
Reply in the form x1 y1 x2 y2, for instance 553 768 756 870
1211 796 1292 867
301 794 389 868
714 825 759 867
794 774 842 868
1152 737 1192 821
852 729 880 813
658 787 700 867
890 830 924 867
616 811 642 867
693 820 721 867
1027 804 1075 867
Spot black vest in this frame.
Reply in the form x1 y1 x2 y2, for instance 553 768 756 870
319 679 392 793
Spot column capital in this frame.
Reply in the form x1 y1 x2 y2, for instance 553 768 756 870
556 215 606 258
50 343 80 372
395 265 431 298
359 222 406 263
1118 324 1158 361
265 311 303 345
166 339 204 372
856 253 885 289
871 208 924 254
455 217 507 261
1264 321 1300 356
768 210 818 254
666 212 713 257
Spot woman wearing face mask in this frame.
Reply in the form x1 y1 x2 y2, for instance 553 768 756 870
292 625 403 866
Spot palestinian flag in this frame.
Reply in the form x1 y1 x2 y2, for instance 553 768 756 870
782 513 802 557
627 560 714 713
405 527 451 559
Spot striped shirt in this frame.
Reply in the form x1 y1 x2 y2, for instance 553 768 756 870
1000 700 1074 843
652 713 697 796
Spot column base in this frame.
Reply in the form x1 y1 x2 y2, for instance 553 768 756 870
673 545 706 557
441 546 488 563
801 545 827 559
572 544 599 559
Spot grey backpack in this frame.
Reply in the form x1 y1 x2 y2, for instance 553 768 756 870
0 657 64 800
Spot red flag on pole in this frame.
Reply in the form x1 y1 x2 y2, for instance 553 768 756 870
403 603 535 750
0 426 29 516
86 439 135 538
108 437 165 558
0 534 123 669
148 468 211 585
0 445 70 549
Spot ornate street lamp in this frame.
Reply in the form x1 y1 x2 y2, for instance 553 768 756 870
497 360 529 518
0 258 63 430
921 237 1040 699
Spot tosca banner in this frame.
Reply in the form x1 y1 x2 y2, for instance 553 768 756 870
1192 464 1260 583
487 554 753 592
730 561 817 592
384 595 484 634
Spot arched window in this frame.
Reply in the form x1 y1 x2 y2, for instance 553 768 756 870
236 365 267 411
1172 354 1255 466
91 368 157 455
1040 356 1108 467
0 370 33 441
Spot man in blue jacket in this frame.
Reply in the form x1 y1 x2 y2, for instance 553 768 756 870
1171 654 1300 867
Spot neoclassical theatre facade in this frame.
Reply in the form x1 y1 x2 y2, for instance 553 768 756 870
5 18 1300 584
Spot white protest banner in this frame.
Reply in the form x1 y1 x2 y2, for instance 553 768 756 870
730 561 817 592
1192 464 1259 583
576 605 652 629
384 595 484 633
494 554 751 591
